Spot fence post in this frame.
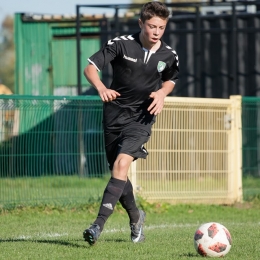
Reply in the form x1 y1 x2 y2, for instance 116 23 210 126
195 5 201 97
230 95 243 202
231 2 237 95
76 5 82 96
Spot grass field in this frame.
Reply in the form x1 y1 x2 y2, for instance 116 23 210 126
1 200 260 259
0 175 110 207
1 175 260 208
0 177 260 260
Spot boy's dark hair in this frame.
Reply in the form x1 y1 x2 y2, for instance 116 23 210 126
140 1 170 22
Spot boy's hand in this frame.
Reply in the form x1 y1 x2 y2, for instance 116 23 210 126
147 89 167 115
98 88 121 102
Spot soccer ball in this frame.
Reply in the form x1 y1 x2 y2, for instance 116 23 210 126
194 222 232 258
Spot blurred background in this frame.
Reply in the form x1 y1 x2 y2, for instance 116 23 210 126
1 0 260 206
2 0 260 97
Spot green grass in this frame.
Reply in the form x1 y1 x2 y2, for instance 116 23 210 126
242 176 260 201
0 201 260 260
1 175 260 208
0 175 110 208
0 176 260 259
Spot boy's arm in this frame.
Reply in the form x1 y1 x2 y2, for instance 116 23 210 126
147 80 175 115
84 64 120 102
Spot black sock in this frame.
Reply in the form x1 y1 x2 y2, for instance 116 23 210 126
119 178 140 224
94 177 126 231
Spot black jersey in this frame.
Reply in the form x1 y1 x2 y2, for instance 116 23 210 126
88 32 179 132
88 32 179 108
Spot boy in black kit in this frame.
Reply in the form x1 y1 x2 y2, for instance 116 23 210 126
83 1 179 245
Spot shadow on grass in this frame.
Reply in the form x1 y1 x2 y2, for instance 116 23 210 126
103 238 129 243
0 237 129 247
179 252 199 257
0 238 87 248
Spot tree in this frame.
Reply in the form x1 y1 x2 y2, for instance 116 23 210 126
0 15 15 93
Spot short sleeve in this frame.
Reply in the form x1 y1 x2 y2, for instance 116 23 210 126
88 39 118 71
161 51 179 83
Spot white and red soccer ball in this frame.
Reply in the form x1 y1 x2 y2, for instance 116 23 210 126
194 222 232 258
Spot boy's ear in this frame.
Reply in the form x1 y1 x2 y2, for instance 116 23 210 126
138 19 143 29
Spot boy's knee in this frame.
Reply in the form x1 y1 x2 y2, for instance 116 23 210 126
112 154 133 179
114 157 129 172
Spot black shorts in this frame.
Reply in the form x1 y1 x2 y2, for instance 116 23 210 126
104 128 150 171
103 101 156 133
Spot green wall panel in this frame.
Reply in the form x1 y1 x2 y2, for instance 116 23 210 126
15 14 100 96
51 38 100 87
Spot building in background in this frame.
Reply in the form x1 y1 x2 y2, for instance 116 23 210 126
15 2 260 98
15 13 101 96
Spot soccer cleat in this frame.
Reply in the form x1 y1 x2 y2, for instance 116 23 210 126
130 209 146 243
83 224 101 245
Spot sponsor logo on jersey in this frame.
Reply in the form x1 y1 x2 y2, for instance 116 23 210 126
157 61 166 72
123 54 137 63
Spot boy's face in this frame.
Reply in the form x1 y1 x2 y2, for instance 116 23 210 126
139 16 168 46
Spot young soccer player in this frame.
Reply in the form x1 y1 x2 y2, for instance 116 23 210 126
83 1 179 245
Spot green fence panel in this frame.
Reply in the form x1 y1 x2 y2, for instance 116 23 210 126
242 97 260 177
0 95 109 207
2 95 260 207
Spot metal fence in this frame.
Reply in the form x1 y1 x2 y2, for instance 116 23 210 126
76 2 260 98
0 95 248 206
0 95 108 177
129 96 242 204
0 95 110 207
242 97 260 177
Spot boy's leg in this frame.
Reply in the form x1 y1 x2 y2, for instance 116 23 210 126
94 177 126 230
116 129 150 243
83 152 133 245
119 178 146 243
83 177 126 245
119 178 140 224
83 129 149 245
